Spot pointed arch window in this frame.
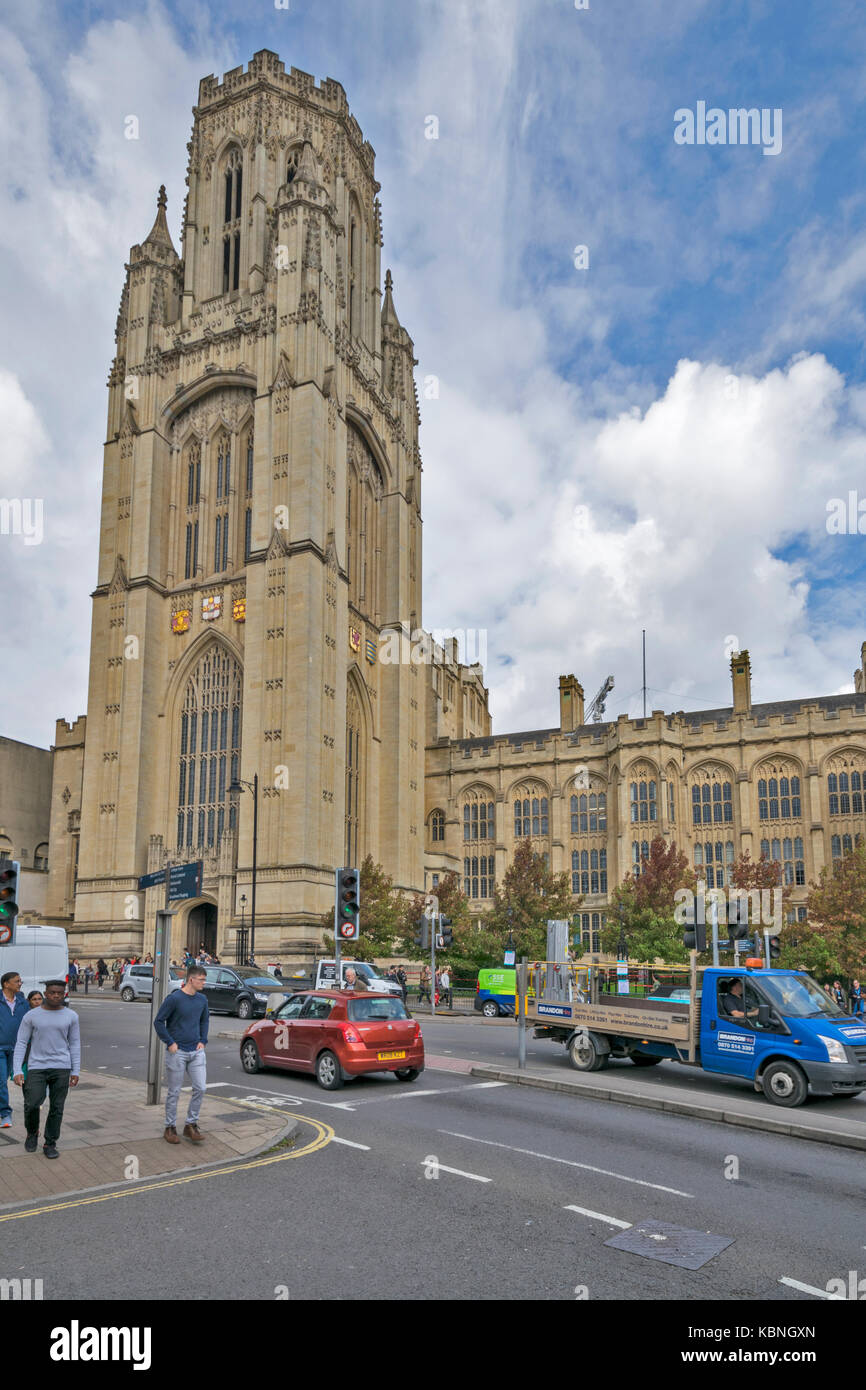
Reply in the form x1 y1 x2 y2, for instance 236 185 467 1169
177 647 241 852
222 148 243 293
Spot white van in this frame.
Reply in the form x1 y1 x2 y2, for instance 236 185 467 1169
314 959 403 997
0 926 69 997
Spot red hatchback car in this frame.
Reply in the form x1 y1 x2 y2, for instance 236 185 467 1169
239 989 425 1090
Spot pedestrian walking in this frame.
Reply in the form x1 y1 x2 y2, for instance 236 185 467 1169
96 958 108 992
418 964 432 1004
68 960 78 993
439 965 452 1009
12 981 80 1158
396 965 408 1004
832 979 846 1010
850 979 864 1016
153 964 209 1146
83 964 94 994
0 971 30 1129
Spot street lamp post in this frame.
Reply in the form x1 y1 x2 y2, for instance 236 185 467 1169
239 893 247 967
230 773 259 965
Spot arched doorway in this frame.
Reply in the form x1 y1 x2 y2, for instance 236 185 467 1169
186 902 217 956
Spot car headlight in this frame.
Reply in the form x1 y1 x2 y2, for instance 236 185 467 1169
254 992 268 1002
823 1036 849 1065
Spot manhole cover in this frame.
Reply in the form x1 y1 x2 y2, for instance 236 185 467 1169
605 1220 734 1270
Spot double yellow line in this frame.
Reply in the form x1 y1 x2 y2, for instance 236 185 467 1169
0 1114 333 1223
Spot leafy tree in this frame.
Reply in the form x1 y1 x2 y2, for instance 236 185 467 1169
599 836 695 963
484 840 575 961
799 844 866 981
399 871 472 963
320 854 405 961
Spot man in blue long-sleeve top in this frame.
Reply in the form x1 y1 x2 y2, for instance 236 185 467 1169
1 970 31 1128
153 964 209 1145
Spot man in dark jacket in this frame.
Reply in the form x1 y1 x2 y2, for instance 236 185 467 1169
0 971 30 1128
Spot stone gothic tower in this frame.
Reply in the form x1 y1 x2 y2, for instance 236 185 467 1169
71 51 425 957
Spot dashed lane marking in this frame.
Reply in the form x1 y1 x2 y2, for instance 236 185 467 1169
331 1137 371 1150
438 1131 694 1197
565 1204 631 1229
422 1162 491 1183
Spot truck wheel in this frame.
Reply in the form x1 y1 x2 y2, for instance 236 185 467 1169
761 1060 808 1107
630 1053 662 1067
568 1032 609 1072
482 1000 500 1018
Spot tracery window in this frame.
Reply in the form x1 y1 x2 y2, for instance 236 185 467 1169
176 647 241 852
222 147 243 294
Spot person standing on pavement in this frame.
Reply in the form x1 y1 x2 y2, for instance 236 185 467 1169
418 964 431 1005
439 965 452 1009
12 981 80 1158
153 964 209 1146
850 979 864 1016
68 960 78 993
0 971 30 1129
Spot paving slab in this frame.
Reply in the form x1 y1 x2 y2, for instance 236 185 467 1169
0 1069 293 1209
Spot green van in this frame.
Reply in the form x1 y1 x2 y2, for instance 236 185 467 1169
475 967 516 1018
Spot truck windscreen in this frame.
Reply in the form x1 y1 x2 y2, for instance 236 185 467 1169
759 975 845 1019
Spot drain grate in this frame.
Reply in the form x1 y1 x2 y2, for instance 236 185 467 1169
605 1220 734 1270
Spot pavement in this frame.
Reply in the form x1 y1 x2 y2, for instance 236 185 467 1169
0 1068 294 1210
468 1059 866 1150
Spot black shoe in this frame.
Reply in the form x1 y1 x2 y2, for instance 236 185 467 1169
43 1143 59 1159
24 1134 38 1154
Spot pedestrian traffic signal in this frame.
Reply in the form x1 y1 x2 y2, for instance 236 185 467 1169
0 860 20 944
414 918 429 951
681 900 706 953
336 868 360 940
439 917 453 949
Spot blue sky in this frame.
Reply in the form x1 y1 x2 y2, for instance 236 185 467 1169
2 0 866 744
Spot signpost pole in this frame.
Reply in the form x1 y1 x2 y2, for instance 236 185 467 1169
334 869 341 984
430 913 437 1017
711 894 720 968
146 908 173 1107
516 956 527 1070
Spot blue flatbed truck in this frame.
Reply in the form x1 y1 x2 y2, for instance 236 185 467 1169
525 959 866 1107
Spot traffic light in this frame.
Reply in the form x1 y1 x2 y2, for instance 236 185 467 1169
439 917 453 949
336 868 360 941
768 935 781 960
728 895 752 941
682 900 706 953
0 860 20 945
414 918 429 951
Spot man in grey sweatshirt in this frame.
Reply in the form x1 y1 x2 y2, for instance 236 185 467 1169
13 980 80 1158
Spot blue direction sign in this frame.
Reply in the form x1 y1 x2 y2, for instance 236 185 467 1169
137 861 202 901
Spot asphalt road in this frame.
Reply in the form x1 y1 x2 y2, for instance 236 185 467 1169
2 996 865 1302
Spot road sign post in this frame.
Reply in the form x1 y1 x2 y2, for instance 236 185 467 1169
145 909 173 1107
516 956 528 1070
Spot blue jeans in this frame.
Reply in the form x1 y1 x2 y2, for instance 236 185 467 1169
164 1048 207 1128
0 1047 12 1121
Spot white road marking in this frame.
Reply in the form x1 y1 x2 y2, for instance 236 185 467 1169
466 1081 508 1089
332 1137 371 1150
565 1204 631 1229
222 1081 355 1111
204 1082 229 1088
422 1162 491 1183
439 1131 694 1198
778 1276 843 1300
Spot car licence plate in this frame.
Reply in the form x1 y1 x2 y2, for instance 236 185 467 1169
377 1050 407 1061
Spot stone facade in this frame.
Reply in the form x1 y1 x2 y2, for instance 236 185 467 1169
0 736 52 921
45 51 426 960
425 649 866 948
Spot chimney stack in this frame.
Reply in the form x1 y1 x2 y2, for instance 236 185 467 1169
731 650 752 714
559 674 585 732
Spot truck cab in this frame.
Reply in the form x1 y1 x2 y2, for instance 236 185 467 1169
698 966 866 1105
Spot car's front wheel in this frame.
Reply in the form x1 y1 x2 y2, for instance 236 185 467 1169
316 1050 344 1090
240 1039 262 1074
482 1000 499 1018
120 987 135 1002
236 998 252 1020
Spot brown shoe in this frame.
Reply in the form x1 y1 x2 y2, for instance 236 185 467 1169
183 1123 205 1143
164 1125 181 1145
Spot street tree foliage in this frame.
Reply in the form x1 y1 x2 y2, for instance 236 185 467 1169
320 854 405 961
400 870 473 964
794 843 866 981
599 836 695 963
484 840 575 961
